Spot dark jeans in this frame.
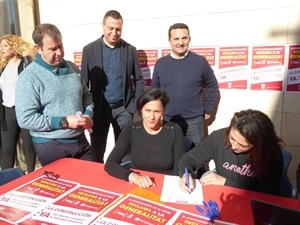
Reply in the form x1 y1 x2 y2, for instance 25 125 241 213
33 133 93 166
167 115 204 146
91 103 132 163
1 106 36 172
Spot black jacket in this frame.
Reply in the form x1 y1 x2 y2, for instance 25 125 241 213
81 37 144 118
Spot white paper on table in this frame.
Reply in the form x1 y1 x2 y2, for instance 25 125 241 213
160 175 204 204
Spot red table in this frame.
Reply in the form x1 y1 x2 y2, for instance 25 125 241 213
1 158 299 225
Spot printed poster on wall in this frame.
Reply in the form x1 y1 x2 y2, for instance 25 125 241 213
137 49 158 86
251 45 285 91
190 47 216 69
218 46 248 89
286 44 300 92
74 52 83 70
161 49 171 57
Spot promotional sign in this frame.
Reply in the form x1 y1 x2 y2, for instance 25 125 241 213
137 49 158 86
0 176 79 224
168 210 237 225
161 49 171 57
251 45 285 91
74 52 83 70
286 44 300 92
19 186 122 225
218 46 248 89
92 194 178 225
190 47 216 67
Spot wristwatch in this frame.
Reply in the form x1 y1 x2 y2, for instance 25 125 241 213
61 117 68 128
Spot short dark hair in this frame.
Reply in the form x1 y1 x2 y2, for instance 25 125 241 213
32 23 62 49
168 23 189 39
137 88 170 117
103 10 123 24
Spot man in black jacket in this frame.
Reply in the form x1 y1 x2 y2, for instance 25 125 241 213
81 10 144 163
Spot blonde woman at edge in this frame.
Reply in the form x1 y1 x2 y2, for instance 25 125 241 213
0 34 36 172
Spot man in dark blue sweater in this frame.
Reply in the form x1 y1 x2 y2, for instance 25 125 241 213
151 23 219 147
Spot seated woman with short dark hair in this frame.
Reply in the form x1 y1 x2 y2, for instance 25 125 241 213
105 88 186 188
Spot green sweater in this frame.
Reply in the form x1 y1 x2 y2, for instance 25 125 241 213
15 58 93 142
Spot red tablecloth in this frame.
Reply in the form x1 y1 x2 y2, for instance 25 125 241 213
1 158 299 225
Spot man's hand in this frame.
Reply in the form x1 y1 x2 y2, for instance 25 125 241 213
204 114 211 120
65 115 93 129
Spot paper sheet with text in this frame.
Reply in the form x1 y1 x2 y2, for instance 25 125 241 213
160 175 204 204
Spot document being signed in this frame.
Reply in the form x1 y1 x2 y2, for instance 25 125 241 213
160 175 204 205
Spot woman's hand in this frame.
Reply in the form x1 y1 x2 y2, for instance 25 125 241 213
199 172 226 185
179 173 195 193
130 173 155 188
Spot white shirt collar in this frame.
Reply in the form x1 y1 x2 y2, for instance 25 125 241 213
170 50 189 59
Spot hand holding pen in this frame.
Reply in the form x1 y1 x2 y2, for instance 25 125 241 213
185 167 191 193
179 167 194 193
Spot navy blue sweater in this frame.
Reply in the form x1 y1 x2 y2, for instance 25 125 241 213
151 52 219 119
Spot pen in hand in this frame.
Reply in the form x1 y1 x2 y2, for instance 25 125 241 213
185 167 190 193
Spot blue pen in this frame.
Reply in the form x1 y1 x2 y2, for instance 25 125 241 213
195 205 214 222
203 201 214 219
184 167 190 191
213 200 221 218
208 200 218 218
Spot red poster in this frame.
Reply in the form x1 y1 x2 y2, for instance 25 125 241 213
92 194 178 224
0 176 79 224
138 49 158 86
73 52 82 69
218 46 249 89
161 49 171 57
286 45 300 92
169 210 232 225
251 46 285 91
19 186 122 225
190 47 216 66
16 176 78 198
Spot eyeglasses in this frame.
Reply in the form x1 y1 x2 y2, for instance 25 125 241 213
43 171 60 180
229 134 252 150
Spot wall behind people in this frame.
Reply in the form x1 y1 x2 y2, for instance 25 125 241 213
17 0 300 182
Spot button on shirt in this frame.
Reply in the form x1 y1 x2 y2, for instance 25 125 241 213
102 42 123 104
